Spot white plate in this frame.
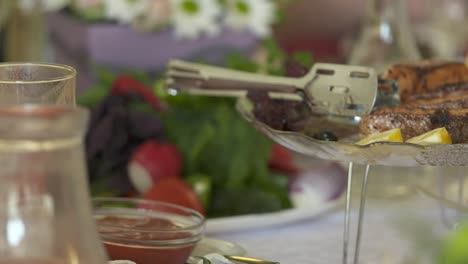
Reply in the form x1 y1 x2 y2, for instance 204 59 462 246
192 237 246 256
205 199 341 234
204 158 346 234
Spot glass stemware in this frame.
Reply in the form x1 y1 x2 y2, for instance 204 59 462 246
0 63 75 105
348 0 421 73
413 0 468 59
0 105 108 264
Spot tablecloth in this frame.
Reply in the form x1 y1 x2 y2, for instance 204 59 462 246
212 199 451 264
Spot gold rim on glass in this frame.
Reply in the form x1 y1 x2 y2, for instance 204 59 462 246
0 62 76 84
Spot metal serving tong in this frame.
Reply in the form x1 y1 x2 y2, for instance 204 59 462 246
166 60 400 118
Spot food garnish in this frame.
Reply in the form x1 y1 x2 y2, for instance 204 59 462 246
406 127 452 145
81 74 294 218
268 144 299 175
128 140 182 193
356 128 403 146
143 177 205 214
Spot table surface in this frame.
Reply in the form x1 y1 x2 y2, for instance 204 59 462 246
211 198 453 264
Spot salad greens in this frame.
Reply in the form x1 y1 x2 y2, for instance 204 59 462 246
78 38 313 217
160 94 291 217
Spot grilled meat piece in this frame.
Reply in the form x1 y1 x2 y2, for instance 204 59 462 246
408 81 468 101
359 108 468 143
359 62 468 143
384 61 468 102
404 87 468 110
247 90 309 131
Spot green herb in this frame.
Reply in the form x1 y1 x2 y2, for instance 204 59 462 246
77 66 153 107
292 51 313 68
186 173 212 209
161 94 291 217
225 51 259 73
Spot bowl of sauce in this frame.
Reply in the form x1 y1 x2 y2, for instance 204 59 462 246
93 198 205 264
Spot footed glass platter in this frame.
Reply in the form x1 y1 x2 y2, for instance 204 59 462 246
235 97 468 167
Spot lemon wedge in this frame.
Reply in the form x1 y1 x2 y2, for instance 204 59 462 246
406 127 452 145
356 128 403 146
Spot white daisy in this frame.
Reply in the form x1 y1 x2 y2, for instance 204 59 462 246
134 0 171 31
224 0 275 37
170 0 221 40
19 0 70 12
103 0 149 24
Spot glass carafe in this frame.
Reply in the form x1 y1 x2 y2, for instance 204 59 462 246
348 0 421 73
0 105 108 264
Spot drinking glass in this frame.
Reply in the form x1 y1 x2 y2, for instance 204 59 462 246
348 0 421 73
0 63 75 105
415 0 468 59
0 105 108 264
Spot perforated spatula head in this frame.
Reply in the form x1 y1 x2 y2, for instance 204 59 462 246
166 60 400 118
300 63 400 117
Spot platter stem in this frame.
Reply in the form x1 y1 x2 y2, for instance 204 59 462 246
456 172 465 221
438 172 452 228
437 170 467 229
353 164 370 264
343 162 354 264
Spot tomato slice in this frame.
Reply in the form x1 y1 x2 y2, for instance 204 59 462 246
143 177 205 215
268 144 298 175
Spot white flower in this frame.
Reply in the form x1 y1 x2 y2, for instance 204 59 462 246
19 0 70 12
103 0 149 24
170 0 221 39
134 0 171 31
224 0 275 37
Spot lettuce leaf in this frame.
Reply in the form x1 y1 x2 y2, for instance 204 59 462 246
162 94 291 217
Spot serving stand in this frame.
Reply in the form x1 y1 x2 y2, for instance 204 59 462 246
235 97 468 264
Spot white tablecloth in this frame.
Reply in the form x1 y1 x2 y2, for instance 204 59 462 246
212 199 450 264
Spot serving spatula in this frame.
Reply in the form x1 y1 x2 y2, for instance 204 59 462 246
166 60 399 118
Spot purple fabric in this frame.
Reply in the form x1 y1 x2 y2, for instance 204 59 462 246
46 12 259 93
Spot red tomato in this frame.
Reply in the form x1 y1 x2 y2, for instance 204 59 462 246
268 144 299 175
143 177 205 215
111 75 166 112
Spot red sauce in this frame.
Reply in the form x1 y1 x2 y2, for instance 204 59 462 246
97 216 197 264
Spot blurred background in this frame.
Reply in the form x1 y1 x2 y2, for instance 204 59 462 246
0 0 467 91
